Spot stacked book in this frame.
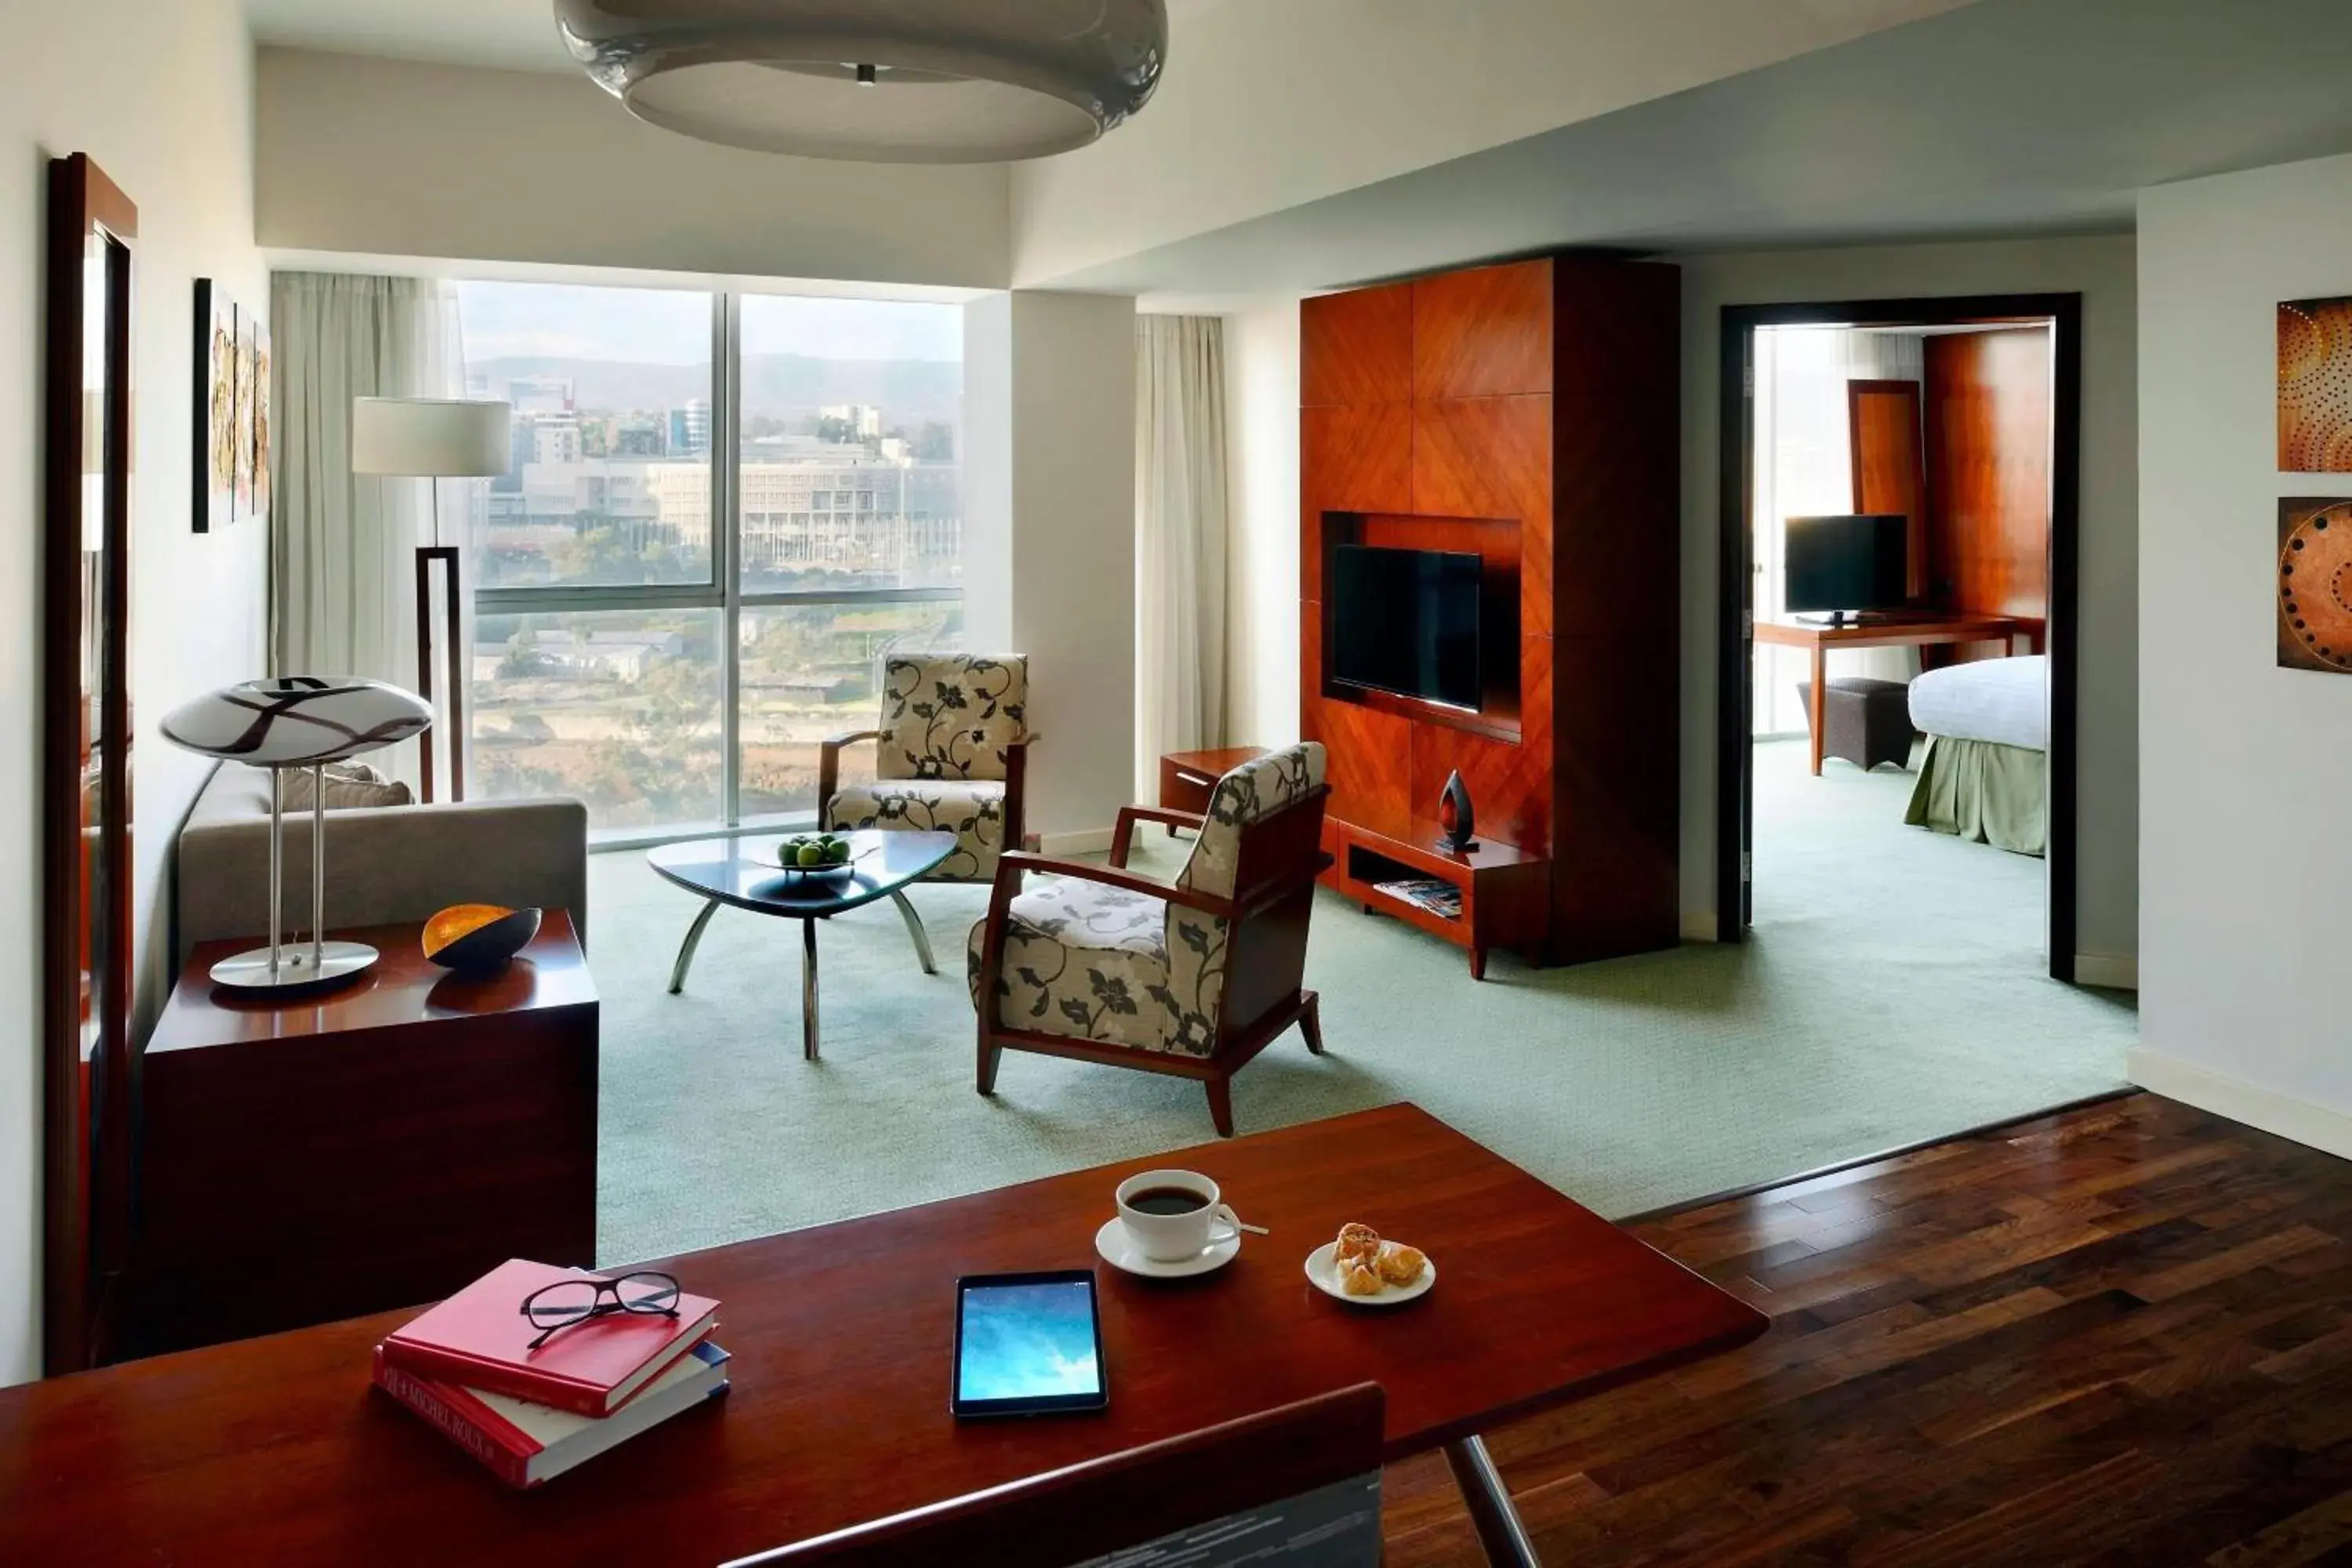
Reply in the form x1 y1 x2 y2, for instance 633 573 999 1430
372 1258 728 1489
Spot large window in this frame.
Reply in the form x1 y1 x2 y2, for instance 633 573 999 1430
461 283 963 838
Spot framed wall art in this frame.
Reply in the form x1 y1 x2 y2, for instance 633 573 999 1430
2278 496 2352 673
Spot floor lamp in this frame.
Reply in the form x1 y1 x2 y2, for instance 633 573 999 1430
351 397 511 804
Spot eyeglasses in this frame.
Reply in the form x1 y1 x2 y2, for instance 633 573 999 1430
519 1270 682 1351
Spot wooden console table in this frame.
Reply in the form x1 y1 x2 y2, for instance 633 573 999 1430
1755 612 2042 775
118 913 598 1358
1323 816 1548 981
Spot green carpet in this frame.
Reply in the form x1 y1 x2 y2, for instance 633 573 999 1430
588 738 2135 1266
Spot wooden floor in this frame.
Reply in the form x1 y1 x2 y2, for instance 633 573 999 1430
1384 1093 2352 1566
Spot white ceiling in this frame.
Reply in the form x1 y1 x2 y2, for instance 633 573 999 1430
244 0 1232 75
1049 0 2352 292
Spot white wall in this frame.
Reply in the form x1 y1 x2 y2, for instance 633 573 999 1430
0 0 270 1385
2132 152 2352 1149
257 49 1011 289
963 293 1138 847
1679 234 2141 970
1222 300 1303 746
1009 0 1971 287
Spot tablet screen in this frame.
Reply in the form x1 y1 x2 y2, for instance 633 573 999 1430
954 1272 1106 1415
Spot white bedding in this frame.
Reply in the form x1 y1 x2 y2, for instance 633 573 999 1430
1907 655 2048 752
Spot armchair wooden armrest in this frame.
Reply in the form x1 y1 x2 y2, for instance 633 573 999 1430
815 729 884 824
1112 804 1207 867
1002 738 1034 853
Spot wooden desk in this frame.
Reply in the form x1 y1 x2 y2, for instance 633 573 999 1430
121 913 598 1357
1754 612 2042 775
0 1105 1764 1568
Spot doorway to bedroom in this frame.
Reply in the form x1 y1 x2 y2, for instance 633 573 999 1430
1719 296 2081 986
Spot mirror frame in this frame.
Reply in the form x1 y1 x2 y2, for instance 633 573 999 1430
44 152 137 1375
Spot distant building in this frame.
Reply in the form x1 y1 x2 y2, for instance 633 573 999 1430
532 417 582 466
613 416 666 456
508 375 574 416
820 403 884 440
668 397 711 457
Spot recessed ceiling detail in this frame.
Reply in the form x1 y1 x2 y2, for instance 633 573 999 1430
552 0 1168 162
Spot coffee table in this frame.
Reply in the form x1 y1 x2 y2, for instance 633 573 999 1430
0 1104 1767 1568
647 829 954 1061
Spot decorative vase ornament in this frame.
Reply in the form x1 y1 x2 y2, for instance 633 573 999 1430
423 905 543 973
1437 770 1476 853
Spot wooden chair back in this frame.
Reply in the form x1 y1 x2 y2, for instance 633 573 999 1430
1218 785 1334 1041
730 1382 1385 1568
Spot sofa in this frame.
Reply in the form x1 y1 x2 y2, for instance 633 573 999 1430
175 764 589 966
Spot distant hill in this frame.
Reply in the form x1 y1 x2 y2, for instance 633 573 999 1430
470 354 963 429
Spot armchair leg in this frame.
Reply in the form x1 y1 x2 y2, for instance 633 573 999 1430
1298 991 1325 1056
1205 1076 1236 1139
978 1029 1004 1097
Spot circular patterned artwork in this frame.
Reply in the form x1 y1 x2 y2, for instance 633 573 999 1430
2278 498 2352 673
2279 299 2352 472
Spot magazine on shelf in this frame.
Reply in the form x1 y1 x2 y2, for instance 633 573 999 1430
1374 877 1463 920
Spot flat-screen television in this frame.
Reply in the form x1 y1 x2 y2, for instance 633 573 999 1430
1784 514 1909 619
1330 544 1482 710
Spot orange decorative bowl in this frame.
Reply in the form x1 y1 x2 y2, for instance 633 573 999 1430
423 904 542 971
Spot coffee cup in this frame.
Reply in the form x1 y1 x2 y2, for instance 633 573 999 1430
1114 1169 1243 1263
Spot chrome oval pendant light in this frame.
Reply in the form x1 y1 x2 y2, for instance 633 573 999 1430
554 0 1168 163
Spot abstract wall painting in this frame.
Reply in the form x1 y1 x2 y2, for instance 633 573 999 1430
192 279 236 533
191 283 272 532
231 310 256 519
2278 497 2352 673
2279 297 2352 472
246 311 272 527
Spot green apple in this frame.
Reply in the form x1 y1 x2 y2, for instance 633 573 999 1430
796 843 826 868
825 839 852 864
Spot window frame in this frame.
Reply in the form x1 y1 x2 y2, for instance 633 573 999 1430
469 289 964 850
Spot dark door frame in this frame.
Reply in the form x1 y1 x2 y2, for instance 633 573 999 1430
1715 293 2084 982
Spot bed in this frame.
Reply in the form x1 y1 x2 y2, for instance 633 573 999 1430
1904 655 2047 856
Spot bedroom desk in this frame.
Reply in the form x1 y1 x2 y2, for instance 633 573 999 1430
1755 612 2042 775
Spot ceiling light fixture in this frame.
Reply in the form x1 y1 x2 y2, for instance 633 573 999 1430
553 0 1168 164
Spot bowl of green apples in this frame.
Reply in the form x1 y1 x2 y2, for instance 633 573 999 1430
775 831 864 884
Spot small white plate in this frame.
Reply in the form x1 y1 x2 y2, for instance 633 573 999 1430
1094 1217 1240 1279
1304 1240 1436 1305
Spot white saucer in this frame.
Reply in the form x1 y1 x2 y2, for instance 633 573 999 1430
1094 1217 1240 1279
1305 1240 1436 1305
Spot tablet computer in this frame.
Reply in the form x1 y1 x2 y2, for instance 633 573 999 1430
950 1269 1108 1418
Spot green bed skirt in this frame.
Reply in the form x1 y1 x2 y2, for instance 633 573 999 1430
1905 735 2046 857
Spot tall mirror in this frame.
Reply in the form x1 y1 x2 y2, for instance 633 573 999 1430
45 153 136 1374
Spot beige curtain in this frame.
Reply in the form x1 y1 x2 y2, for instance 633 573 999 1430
1135 315 1231 798
270 273 463 786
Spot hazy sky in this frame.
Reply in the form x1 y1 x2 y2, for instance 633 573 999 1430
457 281 962 364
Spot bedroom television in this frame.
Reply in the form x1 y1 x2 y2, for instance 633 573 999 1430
1784 514 1909 625
1330 543 1482 710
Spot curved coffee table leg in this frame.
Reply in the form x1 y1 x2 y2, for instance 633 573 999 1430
802 916 820 1062
668 898 722 995
890 890 938 975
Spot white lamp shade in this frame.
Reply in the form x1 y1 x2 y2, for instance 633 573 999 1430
351 397 511 478
160 677 432 766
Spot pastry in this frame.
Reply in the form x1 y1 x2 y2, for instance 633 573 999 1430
1376 1244 1427 1287
1341 1261 1385 1297
1334 1222 1382 1269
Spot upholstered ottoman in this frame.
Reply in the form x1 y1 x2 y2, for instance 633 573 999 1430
1795 676 1917 771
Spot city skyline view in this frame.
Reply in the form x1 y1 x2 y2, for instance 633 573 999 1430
459 281 967 833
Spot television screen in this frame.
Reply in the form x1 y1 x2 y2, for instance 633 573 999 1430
1784 514 1909 615
1330 545 1482 710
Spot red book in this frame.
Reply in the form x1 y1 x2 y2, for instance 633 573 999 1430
383 1259 719 1417
372 1341 731 1489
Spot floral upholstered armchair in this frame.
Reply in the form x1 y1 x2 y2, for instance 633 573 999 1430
967 743 1330 1137
819 654 1031 883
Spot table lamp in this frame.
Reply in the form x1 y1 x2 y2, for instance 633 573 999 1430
350 397 510 804
160 677 432 990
